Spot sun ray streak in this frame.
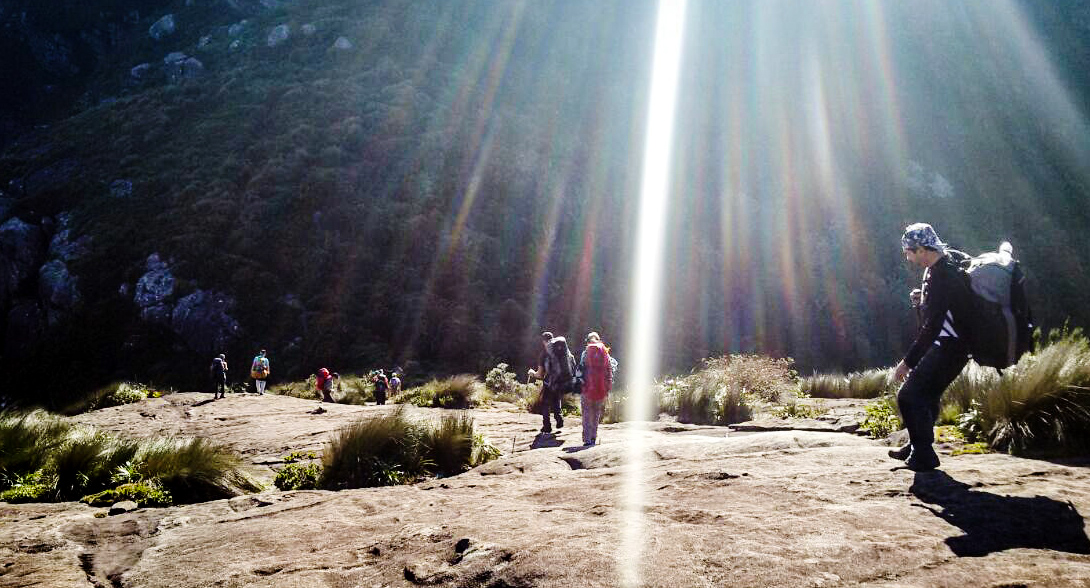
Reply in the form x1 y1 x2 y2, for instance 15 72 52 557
622 0 687 585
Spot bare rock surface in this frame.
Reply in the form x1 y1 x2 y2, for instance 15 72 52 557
2 393 1089 587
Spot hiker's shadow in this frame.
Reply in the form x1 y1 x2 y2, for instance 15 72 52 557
530 433 563 449
910 470 1090 556
192 398 216 407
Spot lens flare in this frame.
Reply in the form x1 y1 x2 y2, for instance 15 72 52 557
622 0 687 585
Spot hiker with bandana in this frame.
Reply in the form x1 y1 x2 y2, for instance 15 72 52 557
890 223 975 471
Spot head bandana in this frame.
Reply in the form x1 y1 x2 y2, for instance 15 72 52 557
901 223 947 252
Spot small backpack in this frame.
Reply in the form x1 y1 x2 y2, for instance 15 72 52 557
959 242 1035 369
211 357 225 375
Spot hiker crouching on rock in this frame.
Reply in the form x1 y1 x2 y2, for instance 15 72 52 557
316 368 339 402
891 223 975 471
578 332 613 446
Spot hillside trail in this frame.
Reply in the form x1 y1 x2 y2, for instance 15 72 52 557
2 393 1089 587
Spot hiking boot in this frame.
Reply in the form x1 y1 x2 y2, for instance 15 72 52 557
556 417 564 429
888 444 912 461
905 450 940 472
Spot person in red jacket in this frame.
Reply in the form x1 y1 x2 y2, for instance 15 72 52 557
578 332 613 446
316 368 339 402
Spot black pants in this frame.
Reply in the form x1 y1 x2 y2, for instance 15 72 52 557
213 375 226 397
541 384 564 431
375 387 387 405
897 341 968 455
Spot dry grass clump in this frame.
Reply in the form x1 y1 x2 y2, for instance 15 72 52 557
974 328 1090 455
657 354 797 425
320 408 499 489
799 368 895 399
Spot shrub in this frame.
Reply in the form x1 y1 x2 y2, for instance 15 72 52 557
274 462 322 490
861 395 902 439
772 396 828 419
80 481 173 507
399 375 483 409
321 408 499 489
339 375 374 405
484 363 523 403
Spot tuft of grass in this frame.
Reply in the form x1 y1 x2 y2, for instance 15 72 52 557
321 407 430 489
975 328 1090 455
320 407 499 490
398 375 483 409
137 437 263 503
0 411 73 488
800 368 894 399
419 412 475 477
51 430 139 501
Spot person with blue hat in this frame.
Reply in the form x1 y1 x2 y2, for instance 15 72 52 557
890 223 976 471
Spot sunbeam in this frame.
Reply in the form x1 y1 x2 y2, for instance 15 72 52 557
622 0 687 585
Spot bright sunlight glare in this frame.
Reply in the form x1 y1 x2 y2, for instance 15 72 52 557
621 0 687 585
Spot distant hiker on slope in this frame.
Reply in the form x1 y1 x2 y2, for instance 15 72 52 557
211 353 228 399
251 349 270 395
316 368 339 403
891 223 975 471
578 332 613 446
389 371 402 398
371 369 389 405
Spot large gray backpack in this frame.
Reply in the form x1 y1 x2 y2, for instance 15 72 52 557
961 242 1034 369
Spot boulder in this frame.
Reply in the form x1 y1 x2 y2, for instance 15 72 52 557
39 260 80 325
149 14 176 40
171 289 242 354
0 218 46 309
108 501 138 516
134 253 175 326
228 39 242 52
332 36 353 50
163 53 204 83
301 23 316 36
47 215 91 262
197 35 212 49
267 24 290 47
130 63 152 81
109 179 133 199
5 300 44 358
227 21 247 37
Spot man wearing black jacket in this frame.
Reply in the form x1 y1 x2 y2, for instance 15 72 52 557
891 223 974 471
